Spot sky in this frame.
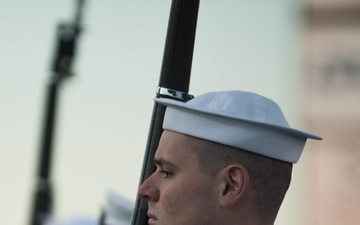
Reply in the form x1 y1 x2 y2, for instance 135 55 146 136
0 1 310 224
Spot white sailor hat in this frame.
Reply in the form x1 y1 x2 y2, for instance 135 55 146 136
155 90 322 163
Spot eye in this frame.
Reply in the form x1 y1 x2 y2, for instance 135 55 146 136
160 170 173 178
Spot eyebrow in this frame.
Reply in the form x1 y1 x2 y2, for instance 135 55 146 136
153 158 177 169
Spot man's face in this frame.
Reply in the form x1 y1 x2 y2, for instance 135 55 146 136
137 130 220 225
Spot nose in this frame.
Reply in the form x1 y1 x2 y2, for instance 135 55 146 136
137 174 160 202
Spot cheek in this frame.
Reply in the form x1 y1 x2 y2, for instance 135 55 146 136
163 179 217 225
161 175 215 210
160 181 185 206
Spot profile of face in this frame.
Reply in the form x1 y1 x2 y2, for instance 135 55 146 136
137 130 221 225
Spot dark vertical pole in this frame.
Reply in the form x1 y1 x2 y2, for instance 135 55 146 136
29 1 85 225
131 1 200 225
29 76 58 225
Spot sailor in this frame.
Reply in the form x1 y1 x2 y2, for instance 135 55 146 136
138 90 322 225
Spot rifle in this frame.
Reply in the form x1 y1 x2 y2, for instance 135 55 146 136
29 1 85 225
131 0 200 225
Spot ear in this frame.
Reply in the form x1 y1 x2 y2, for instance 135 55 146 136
219 164 249 207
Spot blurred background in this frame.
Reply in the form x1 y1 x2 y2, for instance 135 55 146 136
0 0 359 224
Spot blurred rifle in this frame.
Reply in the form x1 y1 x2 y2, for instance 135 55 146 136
29 1 86 225
130 1 200 225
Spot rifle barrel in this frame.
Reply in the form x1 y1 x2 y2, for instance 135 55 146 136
131 1 200 225
30 1 85 225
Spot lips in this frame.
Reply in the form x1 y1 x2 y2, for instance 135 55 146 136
147 212 158 224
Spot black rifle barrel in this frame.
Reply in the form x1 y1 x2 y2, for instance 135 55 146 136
30 1 85 225
131 1 200 225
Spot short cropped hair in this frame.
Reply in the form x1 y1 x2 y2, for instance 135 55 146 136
184 134 293 222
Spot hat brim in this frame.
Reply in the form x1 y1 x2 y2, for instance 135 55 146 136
155 97 322 141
